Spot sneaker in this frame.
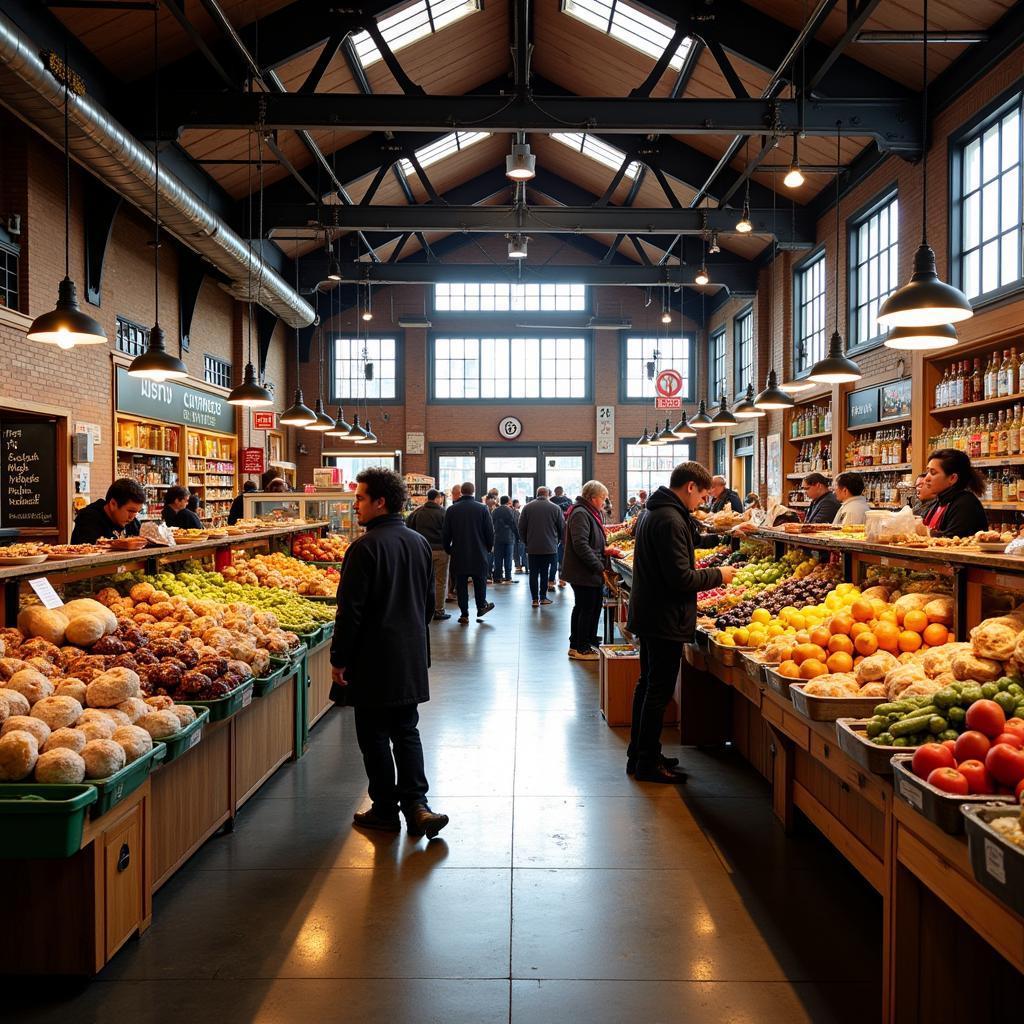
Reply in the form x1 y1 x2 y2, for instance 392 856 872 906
568 648 599 661
532 600 540 608
547 583 556 592
558 580 567 588
540 598 552 606
476 601 495 618
458 615 469 624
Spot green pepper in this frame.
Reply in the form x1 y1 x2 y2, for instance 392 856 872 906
933 689 958 710
981 682 999 699
938 729 959 742
961 685 983 705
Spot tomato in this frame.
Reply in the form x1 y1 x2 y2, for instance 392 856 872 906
992 732 1024 750
941 739 957 756
911 742 956 780
985 743 1024 787
1016 777 1024 802
927 767 970 795
1002 718 1024 743
965 699 1006 739
953 730 991 764
956 759 992 795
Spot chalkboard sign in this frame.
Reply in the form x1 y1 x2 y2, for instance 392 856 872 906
846 386 880 428
1 420 58 528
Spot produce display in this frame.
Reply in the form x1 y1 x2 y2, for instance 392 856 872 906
292 533 350 563
990 810 1024 848
222 552 339 596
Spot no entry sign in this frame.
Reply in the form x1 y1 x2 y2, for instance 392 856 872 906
655 369 683 398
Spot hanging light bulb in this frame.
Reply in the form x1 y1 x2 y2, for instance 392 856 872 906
636 427 652 446
280 388 317 426
327 251 342 282
306 397 335 431
735 198 752 233
355 418 377 444
711 393 738 425
227 361 274 406
754 368 796 409
325 407 353 438
884 322 959 351
708 231 720 255
505 140 536 181
733 383 765 418
689 399 714 429
508 234 528 260
784 131 805 189
660 290 671 324
660 309 672 324
695 265 710 286
670 410 696 438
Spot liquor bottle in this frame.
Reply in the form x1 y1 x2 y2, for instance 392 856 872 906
1011 405 1022 456
998 410 1009 457
986 351 998 399
936 366 948 408
1010 350 1020 396
970 417 981 458
1018 353 1024 397
1006 469 1018 503
957 361 967 405
970 357 982 404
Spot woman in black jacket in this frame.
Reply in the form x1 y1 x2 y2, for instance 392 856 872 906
919 448 988 538
161 485 203 529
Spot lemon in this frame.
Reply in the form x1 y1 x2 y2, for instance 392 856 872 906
751 608 771 625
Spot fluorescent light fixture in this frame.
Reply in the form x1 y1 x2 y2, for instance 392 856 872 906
553 132 641 179
353 0 479 67
398 316 433 328
587 316 631 330
563 0 692 70
400 131 490 177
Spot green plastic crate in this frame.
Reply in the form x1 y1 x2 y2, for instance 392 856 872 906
304 594 337 604
159 707 210 764
253 663 290 698
296 626 323 649
321 620 335 640
307 559 344 570
0 785 98 859
89 742 166 819
183 677 256 722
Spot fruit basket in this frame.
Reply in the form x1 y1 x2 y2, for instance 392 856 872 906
708 636 755 668
789 682 884 722
835 718 915 775
160 707 210 764
741 652 772 686
764 666 796 701
88 742 166 819
183 677 255 722
891 754 1014 834
0 785 98 859
961 804 1024 915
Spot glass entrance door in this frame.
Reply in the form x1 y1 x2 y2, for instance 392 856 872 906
486 475 535 504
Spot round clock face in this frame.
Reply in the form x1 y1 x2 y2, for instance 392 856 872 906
498 416 523 439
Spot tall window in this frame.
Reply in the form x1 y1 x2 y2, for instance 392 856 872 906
352 0 480 67
434 282 586 311
432 336 588 400
713 438 727 478
203 355 231 389
709 327 726 403
733 306 753 397
624 439 696 499
115 316 148 357
0 242 18 311
332 337 399 401
623 335 693 401
794 252 826 375
955 101 1022 302
849 192 898 348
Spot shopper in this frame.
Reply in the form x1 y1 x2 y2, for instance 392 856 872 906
71 478 145 543
228 480 258 525
442 482 496 624
519 486 565 608
562 481 622 660
625 496 640 518
550 486 573 588
802 473 841 524
161 485 203 529
265 477 289 493
709 475 743 514
330 468 448 839
919 448 988 538
406 489 451 621
626 462 735 783
832 472 869 526
511 498 526 573
447 484 462 600
909 473 929 516
491 495 519 584
744 493 761 510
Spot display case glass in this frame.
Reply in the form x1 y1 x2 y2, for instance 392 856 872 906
242 490 359 541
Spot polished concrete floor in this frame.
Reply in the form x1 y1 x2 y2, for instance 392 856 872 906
19 580 882 1023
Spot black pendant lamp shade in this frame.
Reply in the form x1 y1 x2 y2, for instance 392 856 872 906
734 382 765 418
670 410 696 438
636 426 652 446
689 399 714 428
878 243 973 329
345 413 369 441
355 418 377 444
227 361 273 406
127 324 187 381
28 277 106 348
754 369 796 410
307 396 336 431
280 387 317 426
808 331 863 384
325 407 353 437
650 418 673 445
885 321 959 350
711 393 738 425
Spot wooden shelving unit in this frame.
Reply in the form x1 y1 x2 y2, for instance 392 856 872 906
186 429 237 523
842 462 912 475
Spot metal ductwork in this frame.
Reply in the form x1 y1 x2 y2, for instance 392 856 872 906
0 11 314 328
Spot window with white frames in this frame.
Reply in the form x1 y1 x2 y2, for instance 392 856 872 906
432 336 588 400
709 327 726 403
434 282 586 312
331 337 399 401
563 0 693 70
552 133 642 178
623 335 693 401
733 306 752 397
399 132 490 177
849 192 898 348
956 101 1022 302
794 252 827 375
624 440 696 500
352 0 480 67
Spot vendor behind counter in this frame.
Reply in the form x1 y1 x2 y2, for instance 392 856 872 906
919 448 988 538
70 478 144 544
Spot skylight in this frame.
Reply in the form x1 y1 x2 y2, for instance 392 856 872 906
562 0 692 71
352 0 480 68
552 133 642 179
399 131 491 177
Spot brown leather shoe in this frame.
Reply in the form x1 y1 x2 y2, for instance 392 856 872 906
405 803 449 839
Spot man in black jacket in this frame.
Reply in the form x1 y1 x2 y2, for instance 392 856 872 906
406 489 450 621
626 462 735 783
71 478 145 543
802 473 841 524
519 486 565 607
490 495 520 584
330 468 448 839
227 481 258 525
442 482 496 624
709 476 743 514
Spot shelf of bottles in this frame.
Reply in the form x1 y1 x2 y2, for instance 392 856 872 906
788 403 833 441
932 347 1024 414
792 440 832 477
929 406 1024 463
185 430 237 523
115 416 183 517
844 425 910 470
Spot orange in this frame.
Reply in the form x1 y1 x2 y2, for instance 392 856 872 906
922 622 949 647
809 626 832 648
895 607 906 626
874 621 901 653
778 660 801 679
869 598 889 617
850 621 871 639
878 608 899 624
800 658 828 680
850 599 874 622
793 643 825 665
826 651 854 673
854 631 878 656
853 655 864 667
776 645 795 664
794 630 811 645
828 634 854 656
903 609 929 634
898 630 923 653
830 612 854 636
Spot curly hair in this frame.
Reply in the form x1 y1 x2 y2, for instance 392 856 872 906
356 467 408 513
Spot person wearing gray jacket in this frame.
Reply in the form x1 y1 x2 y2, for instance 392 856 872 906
518 487 565 607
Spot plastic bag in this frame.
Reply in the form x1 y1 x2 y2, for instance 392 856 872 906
864 505 918 542
140 521 176 546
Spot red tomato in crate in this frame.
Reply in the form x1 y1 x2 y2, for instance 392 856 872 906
927 767 970 795
986 744 1024 787
955 759 992 795
941 740 957 757
911 743 956 781
964 699 1006 739
1016 778 1024 802
1002 718 1024 743
993 732 1024 750
954 730 991 763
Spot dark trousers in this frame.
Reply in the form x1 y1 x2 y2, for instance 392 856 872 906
627 635 682 769
493 541 514 581
550 541 565 582
515 540 526 568
353 703 429 815
569 583 603 652
456 573 488 615
528 553 557 600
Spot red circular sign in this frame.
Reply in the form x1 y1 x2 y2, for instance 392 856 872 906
656 369 683 398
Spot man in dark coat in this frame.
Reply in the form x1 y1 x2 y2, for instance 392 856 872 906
406 489 450 621
330 468 448 839
709 476 743 514
626 462 735 784
518 486 565 607
442 481 496 624
802 473 841 524
490 495 519 584
71 478 145 543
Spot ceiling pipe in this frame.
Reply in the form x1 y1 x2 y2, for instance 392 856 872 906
0 10 314 328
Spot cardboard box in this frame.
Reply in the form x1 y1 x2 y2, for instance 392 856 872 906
599 646 678 727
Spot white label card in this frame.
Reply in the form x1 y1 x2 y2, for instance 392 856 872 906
984 838 1006 884
898 779 923 810
242 687 253 708
28 577 63 609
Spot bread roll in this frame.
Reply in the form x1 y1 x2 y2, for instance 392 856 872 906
34 747 86 784
0 687 29 717
112 725 153 763
30 695 82 731
43 727 87 754
7 668 54 706
1 714 50 748
139 709 181 740
0 730 38 781
81 738 126 779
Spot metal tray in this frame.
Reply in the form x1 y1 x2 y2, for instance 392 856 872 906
741 652 771 686
708 638 756 668
961 804 1024 916
891 754 1015 834
790 682 883 722
835 717 914 775
764 666 795 701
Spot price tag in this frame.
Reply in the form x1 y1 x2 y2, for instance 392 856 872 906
880 557 890 567
187 728 203 751
984 838 1006 884
242 687 253 708
28 577 63 609
898 779 923 810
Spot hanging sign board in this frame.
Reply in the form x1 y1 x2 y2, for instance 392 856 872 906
252 410 277 431
846 386 880 428
655 396 681 409
1 420 59 528
655 369 683 398
241 447 265 474
596 405 614 454
116 367 235 434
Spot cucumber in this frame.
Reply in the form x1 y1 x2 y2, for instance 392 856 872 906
875 732 894 746
892 736 912 747
874 702 911 716
994 691 1018 716
866 719 884 739
890 715 933 738
928 715 948 735
938 729 959 742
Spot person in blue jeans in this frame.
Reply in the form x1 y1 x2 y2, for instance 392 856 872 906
490 495 519 584
511 499 526 572
518 487 565 607
549 486 573 590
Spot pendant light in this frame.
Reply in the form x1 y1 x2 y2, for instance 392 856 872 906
506 133 536 182
734 383 765 418
784 132 805 189
877 0 972 330
708 231 720 255
711 392 738 425
636 428 652 447
660 290 671 324
781 375 816 393
507 234 529 260
27 46 106 349
326 407 353 437
280 330 316 426
327 237 342 282
355 418 377 444
690 398 714 428
735 196 753 233
670 410 696 438
306 326 335 430
344 412 369 440
808 124 862 385
754 368 795 409
361 284 374 321
649 418 671 445
885 322 959 350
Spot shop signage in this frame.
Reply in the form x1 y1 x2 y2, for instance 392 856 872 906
28 577 63 609
655 396 681 409
881 378 912 420
596 405 614 454
655 368 683 398
405 431 425 455
252 410 277 430
241 447 265 474
116 367 235 434
846 385 880 428
498 416 523 439
1 420 58 528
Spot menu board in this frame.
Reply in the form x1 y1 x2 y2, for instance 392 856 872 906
1 420 58 528
846 386 880 428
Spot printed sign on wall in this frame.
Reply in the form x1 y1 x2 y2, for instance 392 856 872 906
596 405 615 454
